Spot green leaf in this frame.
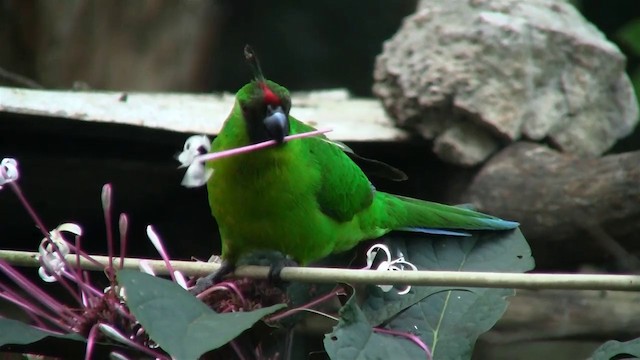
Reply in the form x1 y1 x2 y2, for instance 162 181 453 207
617 19 640 56
0 317 81 346
631 67 640 107
362 229 534 359
592 338 640 360
324 290 427 360
117 269 286 360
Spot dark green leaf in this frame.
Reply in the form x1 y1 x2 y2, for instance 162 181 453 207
324 290 427 360
362 229 534 359
0 317 81 346
117 269 286 360
592 338 640 360
631 68 640 105
617 19 640 56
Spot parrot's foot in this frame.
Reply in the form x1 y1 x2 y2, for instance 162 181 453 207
267 257 299 285
236 250 298 286
190 261 235 295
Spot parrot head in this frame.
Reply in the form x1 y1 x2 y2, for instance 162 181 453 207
239 46 292 144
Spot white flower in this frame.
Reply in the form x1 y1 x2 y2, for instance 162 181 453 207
177 135 211 168
0 158 19 189
37 223 82 282
145 225 188 289
138 259 156 276
104 284 126 300
365 244 418 295
181 161 213 188
177 135 213 188
173 270 188 290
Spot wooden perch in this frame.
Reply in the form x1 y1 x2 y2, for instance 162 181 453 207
463 142 640 268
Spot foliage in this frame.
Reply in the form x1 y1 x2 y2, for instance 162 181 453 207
343 229 534 360
592 338 640 360
0 318 82 346
118 269 286 359
324 289 427 359
0 158 537 359
618 18 640 106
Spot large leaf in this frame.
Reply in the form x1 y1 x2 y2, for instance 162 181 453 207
117 269 286 360
362 229 534 359
592 338 640 360
0 317 81 346
324 289 427 360
0 318 91 358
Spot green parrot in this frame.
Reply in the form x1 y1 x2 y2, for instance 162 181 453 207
204 47 517 281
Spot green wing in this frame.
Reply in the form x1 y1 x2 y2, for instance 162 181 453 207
294 119 375 223
296 120 407 182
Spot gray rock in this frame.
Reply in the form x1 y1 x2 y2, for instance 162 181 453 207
374 0 638 166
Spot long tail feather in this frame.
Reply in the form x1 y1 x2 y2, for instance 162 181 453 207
386 194 519 232
397 227 472 236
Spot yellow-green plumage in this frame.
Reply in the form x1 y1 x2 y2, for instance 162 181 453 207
207 80 517 266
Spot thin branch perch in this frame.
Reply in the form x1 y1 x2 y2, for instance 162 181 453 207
2 249 640 291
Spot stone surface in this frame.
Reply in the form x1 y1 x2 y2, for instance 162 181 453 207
374 0 639 166
462 141 640 268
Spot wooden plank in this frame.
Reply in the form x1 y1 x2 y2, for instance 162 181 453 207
0 87 407 141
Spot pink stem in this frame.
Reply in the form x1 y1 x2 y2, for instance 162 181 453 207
0 290 67 331
195 128 331 163
0 259 75 320
84 324 100 360
373 327 432 360
101 184 115 282
9 182 52 241
196 281 248 309
268 286 346 322
118 213 129 270
230 340 248 360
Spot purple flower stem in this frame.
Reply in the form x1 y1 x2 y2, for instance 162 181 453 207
267 286 346 322
118 213 128 270
229 339 248 360
8 182 52 241
61 270 103 299
101 184 115 282
373 327 432 360
118 335 171 360
147 226 177 283
42 233 96 307
73 235 98 307
0 259 77 320
44 267 84 305
60 240 107 269
84 323 100 360
196 281 248 309
0 290 66 331
81 272 99 308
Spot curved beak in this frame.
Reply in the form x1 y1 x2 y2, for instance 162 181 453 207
263 105 289 143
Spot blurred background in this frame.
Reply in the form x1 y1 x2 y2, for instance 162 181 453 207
1 1 640 359
0 0 636 99
0 0 416 95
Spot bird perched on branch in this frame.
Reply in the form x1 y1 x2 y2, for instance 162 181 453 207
200 46 518 286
